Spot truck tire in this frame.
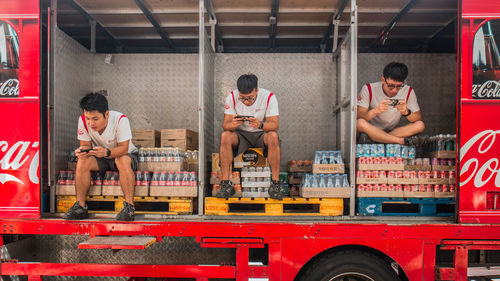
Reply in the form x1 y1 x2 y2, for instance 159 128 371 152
299 250 401 281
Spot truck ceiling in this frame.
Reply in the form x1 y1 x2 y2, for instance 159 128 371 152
46 0 457 54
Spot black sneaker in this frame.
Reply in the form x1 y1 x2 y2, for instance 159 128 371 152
268 180 283 200
63 201 89 220
116 202 135 221
404 135 420 146
216 180 235 199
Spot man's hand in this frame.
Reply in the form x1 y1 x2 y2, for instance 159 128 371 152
395 100 408 115
231 117 244 129
374 99 390 115
247 117 261 129
88 146 108 158
75 146 92 159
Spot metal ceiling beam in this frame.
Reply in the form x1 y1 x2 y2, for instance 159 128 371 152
372 0 419 47
204 0 224 52
268 0 280 49
319 0 349 52
134 0 175 49
65 0 123 52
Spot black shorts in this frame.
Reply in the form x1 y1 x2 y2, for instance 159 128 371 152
96 153 139 175
233 130 279 157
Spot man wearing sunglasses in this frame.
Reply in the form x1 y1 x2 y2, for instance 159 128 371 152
217 74 282 199
357 62 425 145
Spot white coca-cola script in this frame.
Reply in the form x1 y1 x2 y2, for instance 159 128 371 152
460 130 500 187
0 79 19 97
0 141 39 185
472 80 500 99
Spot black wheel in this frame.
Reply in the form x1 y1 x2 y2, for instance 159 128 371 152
299 250 401 281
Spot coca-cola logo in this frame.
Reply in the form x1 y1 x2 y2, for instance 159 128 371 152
460 130 500 187
0 141 39 185
0 79 19 97
472 80 500 99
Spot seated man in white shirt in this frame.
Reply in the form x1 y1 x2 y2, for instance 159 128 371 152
217 74 283 199
63 93 138 221
357 62 425 144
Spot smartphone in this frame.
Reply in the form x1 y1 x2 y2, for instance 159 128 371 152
235 115 254 120
80 148 92 153
389 99 400 107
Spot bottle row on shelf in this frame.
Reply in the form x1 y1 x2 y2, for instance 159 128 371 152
356 144 416 159
357 170 456 179
301 173 350 188
56 170 198 187
357 184 455 193
138 148 198 163
313 150 344 165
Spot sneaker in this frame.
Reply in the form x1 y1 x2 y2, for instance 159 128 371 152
268 180 283 200
63 201 89 220
404 135 420 146
116 202 135 221
216 180 235 199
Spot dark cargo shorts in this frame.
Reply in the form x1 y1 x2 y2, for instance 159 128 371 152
96 152 139 175
232 130 280 157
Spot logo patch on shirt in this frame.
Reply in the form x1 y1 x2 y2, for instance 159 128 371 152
78 129 84 136
357 96 363 102
224 105 230 110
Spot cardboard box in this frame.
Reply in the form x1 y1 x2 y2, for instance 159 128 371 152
56 185 101 196
404 164 431 171
138 162 186 172
149 186 197 197
432 165 456 171
357 190 404 197
288 165 313 173
299 187 350 198
387 177 419 185
132 129 160 148
312 164 345 174
417 178 449 185
102 185 149 196
289 175 303 185
210 176 241 185
234 148 268 168
435 191 455 198
356 177 387 184
357 163 405 171
404 190 435 198
161 129 198 150
428 150 456 159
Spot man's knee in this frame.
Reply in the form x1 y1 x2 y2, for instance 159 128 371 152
356 119 369 132
221 131 237 146
414 121 425 133
265 131 279 146
115 155 132 171
76 157 94 172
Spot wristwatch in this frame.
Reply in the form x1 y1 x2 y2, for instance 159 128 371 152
402 109 412 117
106 148 111 157
258 122 264 129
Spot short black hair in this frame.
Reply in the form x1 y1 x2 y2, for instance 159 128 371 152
237 74 258 94
80 92 108 117
383 62 408 82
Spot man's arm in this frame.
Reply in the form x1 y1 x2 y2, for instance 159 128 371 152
222 114 243 131
247 115 279 131
88 141 129 158
406 110 423 123
357 100 389 121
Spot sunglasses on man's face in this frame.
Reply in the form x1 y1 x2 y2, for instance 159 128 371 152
239 95 256 102
384 78 405 90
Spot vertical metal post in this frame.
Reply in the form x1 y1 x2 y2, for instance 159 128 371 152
48 0 57 213
210 19 216 52
236 244 249 281
349 0 358 217
90 19 96 53
332 20 340 53
198 0 206 215
453 246 468 281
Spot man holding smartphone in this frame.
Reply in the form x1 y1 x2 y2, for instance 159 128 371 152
356 62 425 144
218 74 282 199
63 92 138 221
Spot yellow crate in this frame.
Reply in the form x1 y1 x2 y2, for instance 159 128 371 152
205 197 343 216
56 195 194 215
